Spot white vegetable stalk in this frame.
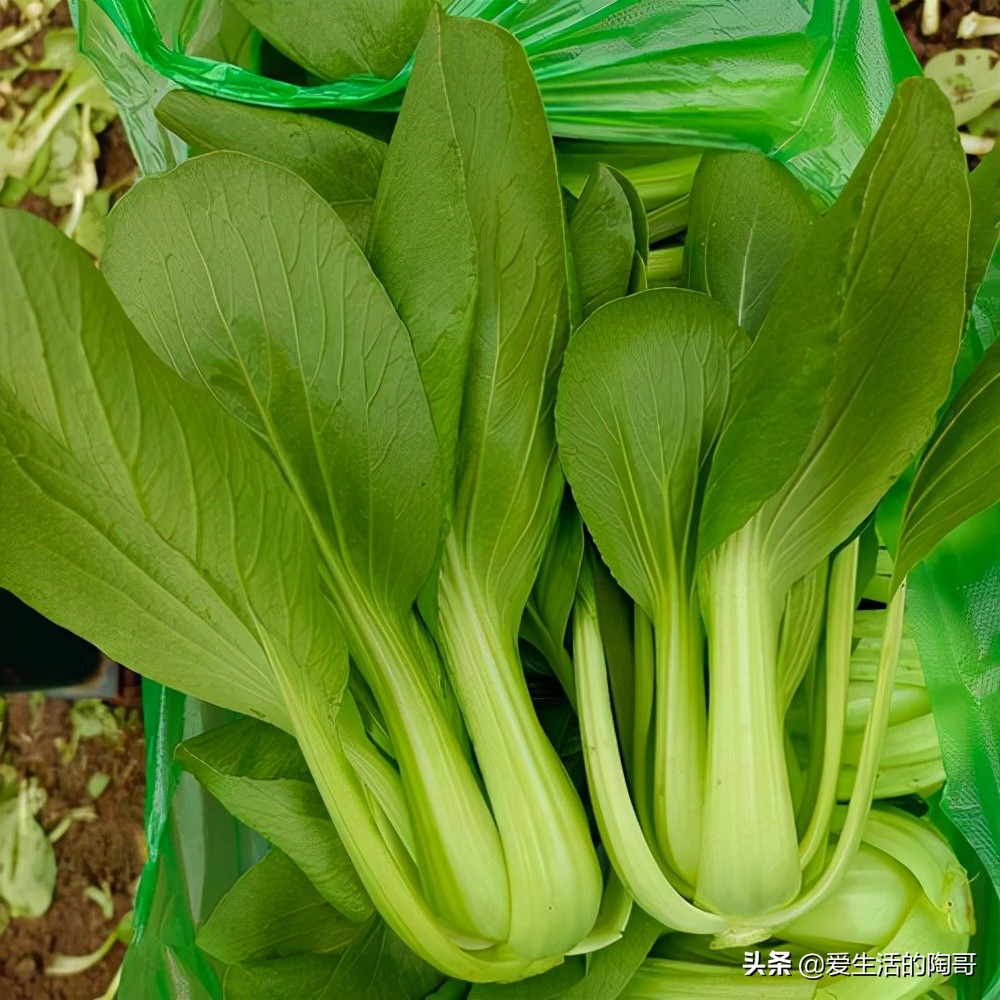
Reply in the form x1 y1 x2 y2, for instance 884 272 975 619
958 12 1000 39
698 520 802 916
650 585 706 888
622 808 972 1000
438 538 604 960
319 559 510 947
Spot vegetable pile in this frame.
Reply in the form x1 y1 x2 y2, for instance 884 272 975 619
1 7 999 999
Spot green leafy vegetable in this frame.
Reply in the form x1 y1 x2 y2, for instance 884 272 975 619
894 338 1000 588
197 850 362 964
559 78 976 945
382 8 604 959
698 77 968 918
558 288 741 887
154 90 387 243
229 0 433 81
101 146 511 949
5 9 621 981
1 9 993 995
685 151 817 337
0 206 538 985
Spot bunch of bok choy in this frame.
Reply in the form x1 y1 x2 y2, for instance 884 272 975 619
1 7 999 999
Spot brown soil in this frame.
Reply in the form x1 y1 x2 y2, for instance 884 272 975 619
898 0 1000 60
95 118 137 194
2 1 137 229
0 696 146 1000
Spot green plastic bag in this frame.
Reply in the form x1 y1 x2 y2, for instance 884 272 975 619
910 246 1000 1000
67 4 999 998
77 0 918 193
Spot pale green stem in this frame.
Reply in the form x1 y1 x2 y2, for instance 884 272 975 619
798 540 858 869
647 197 690 242
574 566 727 935
338 692 417 862
697 523 801 917
281 671 559 982
738 584 907 937
651 590 706 887
438 538 603 960
323 561 510 946
620 155 700 209
235 398 506 944
646 246 685 287
631 607 656 837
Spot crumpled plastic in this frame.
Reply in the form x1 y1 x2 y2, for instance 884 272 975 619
75 0 918 193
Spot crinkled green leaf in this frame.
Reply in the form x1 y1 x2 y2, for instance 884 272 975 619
223 916 441 1000
177 718 372 923
894 338 1000 588
699 80 970 580
568 165 637 320
0 210 344 731
685 151 817 338
155 91 386 244
557 288 739 619
197 849 362 965
102 152 442 616
229 0 433 81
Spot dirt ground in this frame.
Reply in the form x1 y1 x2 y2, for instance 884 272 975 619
0 2 136 229
0 696 146 1000
898 0 1000 60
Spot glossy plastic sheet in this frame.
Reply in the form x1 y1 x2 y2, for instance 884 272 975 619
77 0 919 192
910 245 1000 1000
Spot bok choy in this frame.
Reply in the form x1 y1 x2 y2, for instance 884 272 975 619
558 77 983 944
1 6 998 996
1 9 601 983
